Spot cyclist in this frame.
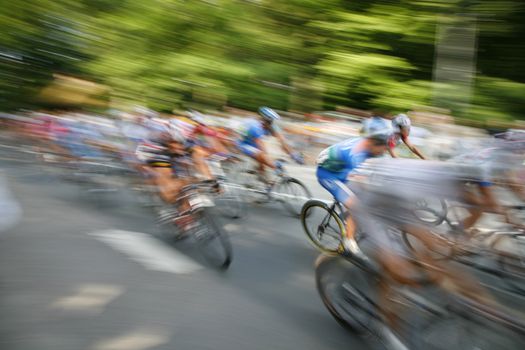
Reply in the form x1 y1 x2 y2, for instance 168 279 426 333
236 107 304 182
388 114 426 160
346 157 505 334
185 111 230 155
449 136 525 231
137 122 216 205
316 120 392 257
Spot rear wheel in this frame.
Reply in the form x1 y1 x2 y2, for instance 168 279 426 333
275 177 312 217
301 200 344 254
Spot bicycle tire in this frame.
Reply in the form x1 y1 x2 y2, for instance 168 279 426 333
275 177 312 217
401 230 456 261
315 255 378 335
412 198 448 226
194 208 232 269
301 200 345 254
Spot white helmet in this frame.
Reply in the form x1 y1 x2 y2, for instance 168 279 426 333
392 114 411 133
363 117 393 145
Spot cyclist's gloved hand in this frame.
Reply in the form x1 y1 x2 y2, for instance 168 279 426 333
291 152 305 165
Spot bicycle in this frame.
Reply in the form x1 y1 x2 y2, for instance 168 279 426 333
232 157 312 217
206 153 246 219
301 194 371 254
315 251 525 349
160 180 232 269
300 198 347 254
403 202 525 295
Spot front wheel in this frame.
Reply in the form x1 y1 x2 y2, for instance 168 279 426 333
274 177 312 217
193 208 232 269
315 255 392 344
412 197 448 226
301 200 345 254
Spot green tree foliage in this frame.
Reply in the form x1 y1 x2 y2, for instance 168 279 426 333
0 0 523 121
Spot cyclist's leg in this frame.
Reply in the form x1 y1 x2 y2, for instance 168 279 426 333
149 162 188 204
461 184 493 230
191 146 213 180
364 220 493 331
237 141 276 183
403 223 496 304
317 167 357 240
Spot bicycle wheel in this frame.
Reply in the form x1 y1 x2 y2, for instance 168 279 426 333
231 162 269 204
215 182 245 219
274 177 312 217
315 255 378 335
193 208 232 269
412 197 447 226
315 255 410 350
496 234 525 294
301 200 345 253
401 229 456 261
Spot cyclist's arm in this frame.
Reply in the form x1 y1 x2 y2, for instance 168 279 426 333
401 136 425 160
388 147 398 158
476 185 519 228
273 130 293 156
254 137 268 154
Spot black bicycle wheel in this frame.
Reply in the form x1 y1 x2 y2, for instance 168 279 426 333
315 255 379 335
275 177 312 217
193 208 232 269
301 200 345 254
497 234 525 294
412 198 448 226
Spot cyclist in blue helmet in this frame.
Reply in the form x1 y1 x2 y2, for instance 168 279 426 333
236 106 304 181
316 121 391 258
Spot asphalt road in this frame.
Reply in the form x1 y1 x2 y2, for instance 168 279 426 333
0 145 523 350
0 148 367 350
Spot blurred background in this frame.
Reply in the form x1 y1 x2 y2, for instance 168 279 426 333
1 1 525 350
1 0 524 124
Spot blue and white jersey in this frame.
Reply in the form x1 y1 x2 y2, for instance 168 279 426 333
238 119 273 146
317 138 372 178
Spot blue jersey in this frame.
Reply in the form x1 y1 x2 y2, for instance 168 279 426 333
238 119 270 146
317 138 372 178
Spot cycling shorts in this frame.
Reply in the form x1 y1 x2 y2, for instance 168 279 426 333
236 141 261 158
316 167 355 204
